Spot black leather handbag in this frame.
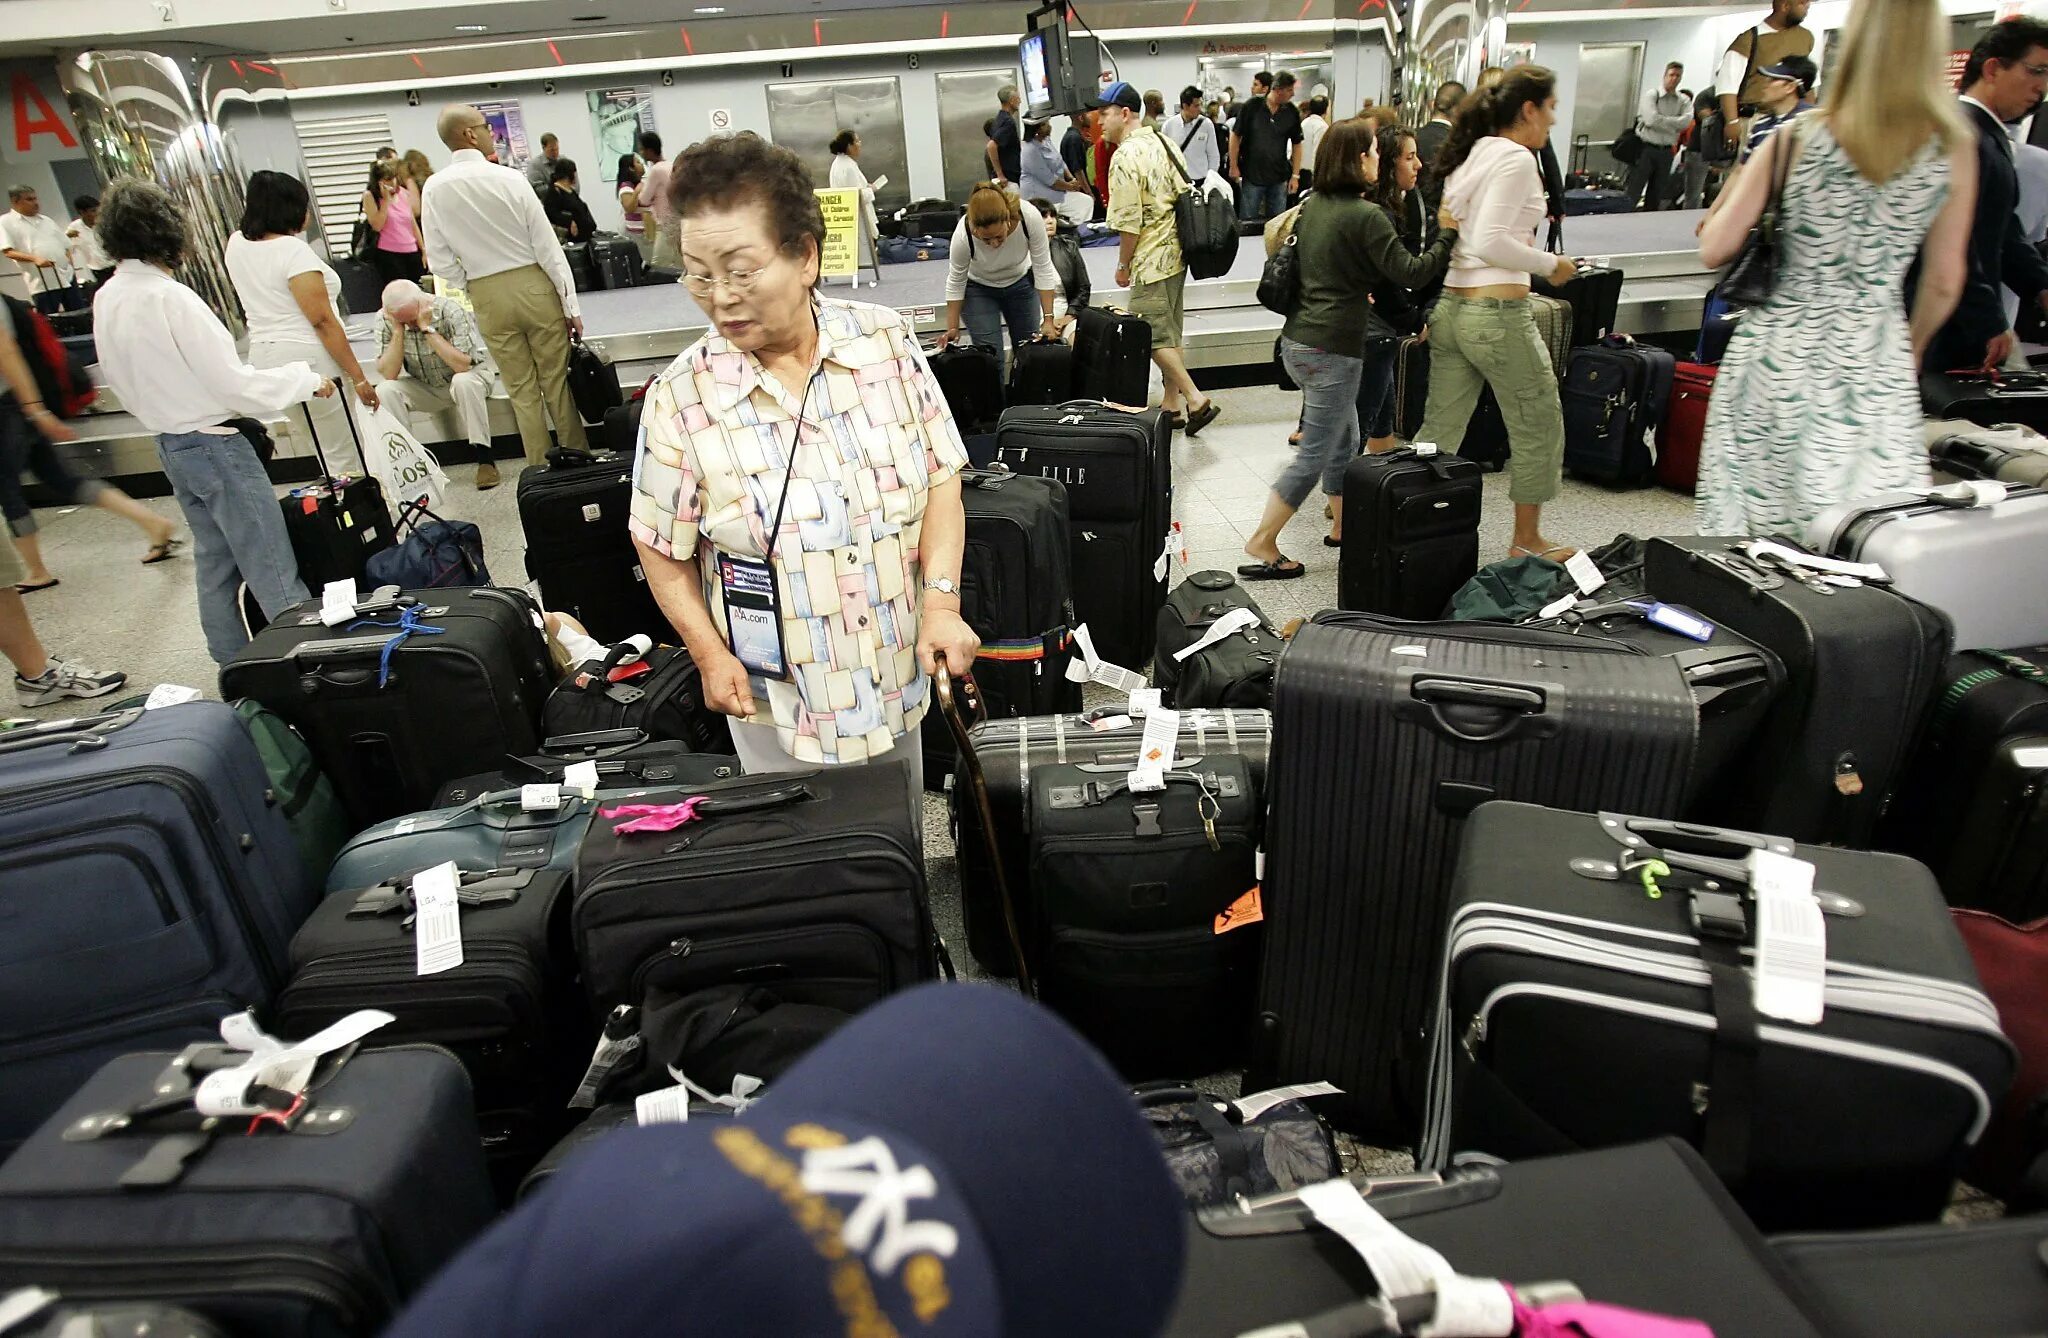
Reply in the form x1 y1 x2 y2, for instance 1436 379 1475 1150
1257 232 1300 315
1719 117 1805 307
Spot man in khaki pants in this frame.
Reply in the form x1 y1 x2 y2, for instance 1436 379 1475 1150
422 104 588 465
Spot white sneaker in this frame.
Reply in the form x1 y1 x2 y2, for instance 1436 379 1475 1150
15 657 127 706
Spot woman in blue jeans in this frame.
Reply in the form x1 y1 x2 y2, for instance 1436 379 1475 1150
937 182 1061 372
90 179 335 663
1242 119 1457 577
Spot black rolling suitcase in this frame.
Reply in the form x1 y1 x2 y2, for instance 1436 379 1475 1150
1422 802 2015 1230
1536 260 1625 344
1561 338 1676 485
333 256 383 318
1152 570 1281 709
218 585 556 826
1922 370 2048 432
1006 336 1074 407
1257 612 1712 1141
563 241 596 292
1644 535 1953 845
1070 306 1153 406
588 233 642 290
1338 445 1482 616
517 447 667 645
1398 340 1512 470
1882 648 2048 917
273 866 588 1174
928 343 1004 436
541 643 732 755
1394 333 1430 439
951 708 1272 974
0 1046 494 1337
1164 1139 1834 1338
921 469 1080 787
1030 756 1261 1078
994 402 1172 669
433 731 741 807
1773 1214 2048 1336
572 762 937 1014
566 339 620 425
0 704 315 1158
250 402 397 639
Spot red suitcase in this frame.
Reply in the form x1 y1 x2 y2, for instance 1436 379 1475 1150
1657 361 1716 493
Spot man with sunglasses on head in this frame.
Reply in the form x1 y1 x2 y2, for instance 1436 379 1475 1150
1926 17 2048 374
421 102 588 466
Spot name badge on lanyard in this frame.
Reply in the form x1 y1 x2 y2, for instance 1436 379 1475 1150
717 362 821 683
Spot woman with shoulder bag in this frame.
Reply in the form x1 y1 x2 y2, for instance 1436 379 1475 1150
1695 0 1974 537
1239 118 1458 577
937 183 1061 374
1363 123 1441 456
1413 67 1578 561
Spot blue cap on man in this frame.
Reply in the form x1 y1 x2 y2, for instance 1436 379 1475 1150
383 983 1190 1338
1095 80 1145 113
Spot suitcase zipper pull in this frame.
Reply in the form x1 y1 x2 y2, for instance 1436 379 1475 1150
1196 773 1222 853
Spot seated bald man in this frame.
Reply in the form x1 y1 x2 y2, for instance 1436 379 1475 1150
421 102 588 467
374 279 500 489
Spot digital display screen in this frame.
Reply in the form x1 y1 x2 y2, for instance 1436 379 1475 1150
1021 31 1053 116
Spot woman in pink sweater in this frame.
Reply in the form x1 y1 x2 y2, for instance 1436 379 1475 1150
1414 67 1581 560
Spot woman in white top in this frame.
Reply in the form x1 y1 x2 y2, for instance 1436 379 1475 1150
616 154 653 268
1412 66 1580 560
827 130 879 271
936 182 1061 373
93 179 340 664
224 171 379 465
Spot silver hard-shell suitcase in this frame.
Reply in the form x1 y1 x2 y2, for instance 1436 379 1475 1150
1806 482 2048 652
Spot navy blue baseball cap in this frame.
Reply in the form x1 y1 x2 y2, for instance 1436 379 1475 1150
384 984 1189 1337
1095 80 1145 112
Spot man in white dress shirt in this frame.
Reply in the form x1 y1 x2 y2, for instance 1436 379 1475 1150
0 186 78 313
422 104 588 465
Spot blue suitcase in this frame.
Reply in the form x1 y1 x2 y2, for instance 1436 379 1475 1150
0 703 314 1156
1562 336 1677 487
327 788 610 893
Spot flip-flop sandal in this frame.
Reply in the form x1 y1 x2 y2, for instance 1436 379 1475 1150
1236 557 1305 580
1508 543 1579 562
140 538 182 564
16 578 58 593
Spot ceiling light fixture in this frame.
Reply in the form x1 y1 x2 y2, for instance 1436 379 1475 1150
693 6 725 13
454 23 487 30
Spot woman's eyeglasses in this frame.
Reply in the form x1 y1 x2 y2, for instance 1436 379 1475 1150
680 259 777 296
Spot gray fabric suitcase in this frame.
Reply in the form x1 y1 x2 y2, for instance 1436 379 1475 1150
1805 482 2048 652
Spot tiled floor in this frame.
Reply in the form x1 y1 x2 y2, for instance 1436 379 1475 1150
7 380 1702 1176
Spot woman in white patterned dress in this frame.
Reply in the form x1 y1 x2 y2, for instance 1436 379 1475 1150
1696 0 1976 537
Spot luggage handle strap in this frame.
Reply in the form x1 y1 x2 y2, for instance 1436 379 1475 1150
1596 812 1794 886
538 726 654 758
1408 678 1550 745
1694 909 1760 1189
1131 1084 1256 1199
934 666 1034 997
0 706 145 757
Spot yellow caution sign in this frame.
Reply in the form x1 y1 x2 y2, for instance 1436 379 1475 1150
814 187 860 279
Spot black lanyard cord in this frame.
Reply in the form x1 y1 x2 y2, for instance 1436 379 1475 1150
761 363 823 563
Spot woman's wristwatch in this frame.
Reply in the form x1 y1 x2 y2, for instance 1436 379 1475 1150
923 576 959 600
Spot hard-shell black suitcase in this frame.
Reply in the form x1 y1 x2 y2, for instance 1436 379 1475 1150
1773 1214 2048 1336
563 241 596 293
1257 612 1711 1141
1922 370 2048 434
1643 535 1953 845
921 468 1081 788
928 343 1004 436
1152 570 1281 710
1882 648 2048 917
1029 756 1261 1078
517 447 666 646
0 1046 493 1336
1164 1139 1834 1338
541 644 732 756
572 763 937 1014
1006 335 1075 407
0 705 315 1159
273 867 589 1175
951 709 1272 975
1070 306 1153 407
218 586 556 826
994 402 1172 670
1422 802 2015 1230
1338 445 1483 617
588 234 643 291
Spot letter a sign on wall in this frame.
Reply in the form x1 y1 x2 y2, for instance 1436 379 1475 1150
12 72 76 154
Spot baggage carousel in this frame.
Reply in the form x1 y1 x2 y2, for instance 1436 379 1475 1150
56 209 1717 486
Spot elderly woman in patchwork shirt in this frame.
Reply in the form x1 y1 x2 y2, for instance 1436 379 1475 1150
628 132 978 791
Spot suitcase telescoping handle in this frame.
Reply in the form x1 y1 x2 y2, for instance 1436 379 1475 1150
933 665 1033 996
539 727 653 759
1404 678 1554 745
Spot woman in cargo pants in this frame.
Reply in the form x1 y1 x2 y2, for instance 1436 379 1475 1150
1414 67 1581 561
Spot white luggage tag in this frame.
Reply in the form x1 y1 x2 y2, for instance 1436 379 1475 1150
1927 479 2011 508
319 579 359 627
1172 607 1260 662
1750 849 1826 1026
1234 1081 1341 1121
1128 707 1180 794
412 861 465 977
1064 623 1147 693
561 760 601 799
1295 1179 1515 1337
194 1009 395 1117
1742 539 1888 584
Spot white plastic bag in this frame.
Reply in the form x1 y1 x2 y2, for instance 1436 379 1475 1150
362 402 451 511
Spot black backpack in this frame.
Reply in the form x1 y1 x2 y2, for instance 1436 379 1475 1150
1158 128 1240 281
